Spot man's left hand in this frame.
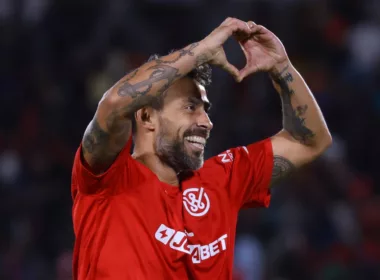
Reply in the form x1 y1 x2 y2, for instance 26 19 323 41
237 21 289 81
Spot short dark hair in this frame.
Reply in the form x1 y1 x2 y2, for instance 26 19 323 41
147 53 212 110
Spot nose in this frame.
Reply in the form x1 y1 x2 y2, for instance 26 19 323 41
197 111 213 131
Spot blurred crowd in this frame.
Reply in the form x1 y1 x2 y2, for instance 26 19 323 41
0 0 380 279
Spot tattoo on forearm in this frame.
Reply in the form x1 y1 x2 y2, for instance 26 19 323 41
271 66 315 145
156 42 199 64
271 155 296 185
117 43 201 100
114 42 203 116
126 68 139 81
276 64 290 77
117 64 180 98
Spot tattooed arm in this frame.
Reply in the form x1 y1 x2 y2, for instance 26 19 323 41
81 18 254 174
82 42 209 174
232 22 332 186
269 62 332 185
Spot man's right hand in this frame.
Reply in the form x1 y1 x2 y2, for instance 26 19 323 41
200 18 254 82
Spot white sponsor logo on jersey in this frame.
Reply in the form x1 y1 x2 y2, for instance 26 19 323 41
155 224 176 244
218 150 234 163
155 224 228 264
183 187 210 217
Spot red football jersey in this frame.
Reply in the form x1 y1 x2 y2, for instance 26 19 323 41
71 137 273 280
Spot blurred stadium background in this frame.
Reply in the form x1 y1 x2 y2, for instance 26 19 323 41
1 0 380 279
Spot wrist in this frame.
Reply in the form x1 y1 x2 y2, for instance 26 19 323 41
270 59 292 77
197 40 215 64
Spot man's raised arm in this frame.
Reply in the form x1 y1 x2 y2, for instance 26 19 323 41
236 21 332 185
82 18 254 174
82 42 208 174
269 61 332 183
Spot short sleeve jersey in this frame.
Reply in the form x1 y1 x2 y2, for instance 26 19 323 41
71 137 273 280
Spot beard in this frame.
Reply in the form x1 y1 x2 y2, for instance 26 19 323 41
155 118 208 173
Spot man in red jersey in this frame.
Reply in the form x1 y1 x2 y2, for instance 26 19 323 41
71 18 332 279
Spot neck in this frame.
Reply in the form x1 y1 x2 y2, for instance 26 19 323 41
132 151 180 187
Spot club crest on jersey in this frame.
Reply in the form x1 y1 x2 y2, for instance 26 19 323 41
183 187 210 217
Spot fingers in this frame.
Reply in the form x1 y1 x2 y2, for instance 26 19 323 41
221 17 239 27
247 21 256 29
227 23 253 38
221 17 253 36
247 21 272 38
220 17 234 26
221 18 269 35
246 21 275 44
220 18 272 41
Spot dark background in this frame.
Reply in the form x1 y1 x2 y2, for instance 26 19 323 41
1 0 380 279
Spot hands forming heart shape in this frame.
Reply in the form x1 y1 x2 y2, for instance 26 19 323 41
201 18 289 82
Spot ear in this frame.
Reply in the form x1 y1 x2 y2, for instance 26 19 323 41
135 107 157 131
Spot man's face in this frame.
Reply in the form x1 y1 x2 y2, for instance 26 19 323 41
154 77 213 172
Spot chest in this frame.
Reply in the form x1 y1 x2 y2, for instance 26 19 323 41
118 177 236 266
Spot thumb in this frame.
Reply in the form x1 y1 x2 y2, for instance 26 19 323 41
221 62 240 82
238 65 258 82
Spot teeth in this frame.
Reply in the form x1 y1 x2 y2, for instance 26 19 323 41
184 136 206 145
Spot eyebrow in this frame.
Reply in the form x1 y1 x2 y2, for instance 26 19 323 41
187 96 212 112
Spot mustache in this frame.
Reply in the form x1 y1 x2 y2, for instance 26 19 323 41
183 127 210 139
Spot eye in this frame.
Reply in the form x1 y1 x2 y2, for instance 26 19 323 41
185 104 196 111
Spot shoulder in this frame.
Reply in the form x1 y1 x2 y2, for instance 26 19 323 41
201 145 252 169
198 139 273 178
197 147 241 181
71 142 148 196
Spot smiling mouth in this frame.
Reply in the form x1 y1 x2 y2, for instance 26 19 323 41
184 136 206 151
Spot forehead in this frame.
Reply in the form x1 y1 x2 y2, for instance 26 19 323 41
164 77 210 105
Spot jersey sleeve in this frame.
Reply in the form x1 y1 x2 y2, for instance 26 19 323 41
205 138 273 209
71 136 134 197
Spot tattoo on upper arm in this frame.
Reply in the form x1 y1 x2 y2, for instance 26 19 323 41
271 66 315 145
271 155 296 185
83 118 109 156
